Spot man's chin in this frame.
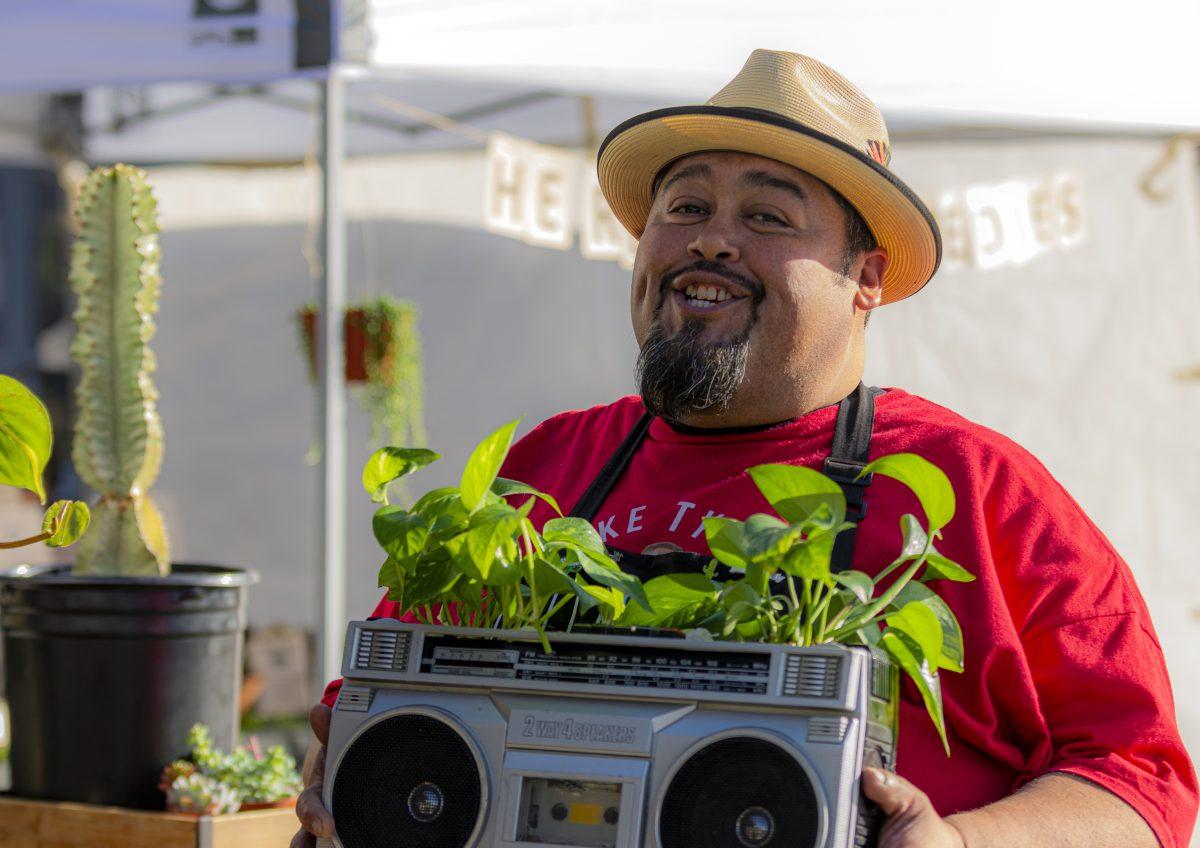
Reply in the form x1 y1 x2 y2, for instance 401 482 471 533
660 315 747 348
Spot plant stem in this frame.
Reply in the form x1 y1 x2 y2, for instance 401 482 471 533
873 555 908 585
786 575 803 644
522 525 539 623
815 586 831 641
540 594 574 626
803 580 815 645
0 531 52 549
828 550 929 641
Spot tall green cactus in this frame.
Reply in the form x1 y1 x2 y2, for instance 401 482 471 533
69 164 170 576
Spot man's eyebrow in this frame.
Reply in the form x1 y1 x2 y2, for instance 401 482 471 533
741 170 808 204
658 162 713 195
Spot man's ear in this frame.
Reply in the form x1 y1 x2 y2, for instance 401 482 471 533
853 247 888 313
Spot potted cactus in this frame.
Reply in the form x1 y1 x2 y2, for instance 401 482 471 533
0 165 258 810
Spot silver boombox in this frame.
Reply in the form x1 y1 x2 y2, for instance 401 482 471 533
320 620 898 848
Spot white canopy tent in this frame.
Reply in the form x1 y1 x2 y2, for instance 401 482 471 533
3 1 1200 740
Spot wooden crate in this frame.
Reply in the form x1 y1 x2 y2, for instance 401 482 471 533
0 796 299 848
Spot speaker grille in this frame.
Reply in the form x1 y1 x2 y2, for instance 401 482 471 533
331 713 483 848
660 736 819 848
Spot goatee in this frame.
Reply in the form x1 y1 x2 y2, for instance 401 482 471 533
636 318 751 421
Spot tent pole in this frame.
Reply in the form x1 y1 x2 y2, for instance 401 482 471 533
317 63 348 691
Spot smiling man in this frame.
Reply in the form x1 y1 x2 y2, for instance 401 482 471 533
294 50 1197 848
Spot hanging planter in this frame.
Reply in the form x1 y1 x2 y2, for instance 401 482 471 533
296 295 425 449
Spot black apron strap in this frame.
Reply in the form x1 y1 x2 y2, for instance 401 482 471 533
569 410 654 522
569 387 875 574
823 382 875 573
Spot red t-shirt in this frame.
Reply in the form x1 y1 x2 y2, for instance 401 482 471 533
325 389 1197 846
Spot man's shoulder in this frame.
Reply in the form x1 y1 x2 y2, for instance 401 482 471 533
523 395 647 443
501 396 646 484
878 388 1049 479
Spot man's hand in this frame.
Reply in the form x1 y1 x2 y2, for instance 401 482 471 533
291 703 337 848
863 768 966 848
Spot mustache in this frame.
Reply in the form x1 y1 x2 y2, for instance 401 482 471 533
657 260 765 308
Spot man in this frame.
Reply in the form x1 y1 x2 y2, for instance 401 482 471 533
293 50 1197 847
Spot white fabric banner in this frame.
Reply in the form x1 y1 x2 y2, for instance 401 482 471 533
0 0 326 92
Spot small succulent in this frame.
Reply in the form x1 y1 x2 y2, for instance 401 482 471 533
158 759 196 794
163 769 241 815
182 723 302 805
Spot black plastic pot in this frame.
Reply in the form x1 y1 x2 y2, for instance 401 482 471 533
0 563 259 809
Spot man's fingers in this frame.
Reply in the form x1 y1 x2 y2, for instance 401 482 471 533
289 826 315 848
295 784 335 840
310 702 332 746
862 767 931 818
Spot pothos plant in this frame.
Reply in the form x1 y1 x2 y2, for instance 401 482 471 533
0 375 90 551
363 420 651 652
363 422 972 752
618 455 973 753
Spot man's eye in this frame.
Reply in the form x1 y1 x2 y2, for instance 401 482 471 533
751 212 787 226
669 203 707 215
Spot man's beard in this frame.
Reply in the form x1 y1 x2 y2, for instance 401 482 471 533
636 316 752 421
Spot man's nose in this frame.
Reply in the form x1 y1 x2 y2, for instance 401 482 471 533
687 214 741 262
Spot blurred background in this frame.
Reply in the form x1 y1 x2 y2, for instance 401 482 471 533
1 0 1198 813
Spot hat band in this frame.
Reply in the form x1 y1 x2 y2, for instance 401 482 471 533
597 103 940 251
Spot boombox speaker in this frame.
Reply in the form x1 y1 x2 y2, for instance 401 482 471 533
319 620 897 848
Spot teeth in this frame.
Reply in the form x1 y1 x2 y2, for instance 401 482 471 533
681 284 733 304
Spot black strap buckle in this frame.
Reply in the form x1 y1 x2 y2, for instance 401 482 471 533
823 457 873 521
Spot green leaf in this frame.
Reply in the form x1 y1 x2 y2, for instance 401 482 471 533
618 573 719 627
377 556 404 590
574 549 652 613
464 503 524 581
542 517 606 555
898 513 930 558
492 477 562 516
361 447 440 502
778 531 836 584
403 557 462 608
851 621 882 647
42 500 90 547
895 515 974 584
0 375 53 504
747 463 846 526
880 628 948 755
834 570 874 604
372 507 429 563
890 582 965 673
425 497 471 541
411 486 461 515
704 517 749 569
530 556 574 597
920 553 975 583
885 601 944 671
578 583 625 623
741 513 804 563
460 420 519 512
861 453 955 532
720 581 762 611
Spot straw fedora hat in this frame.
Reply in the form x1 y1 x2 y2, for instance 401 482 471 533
597 49 941 304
